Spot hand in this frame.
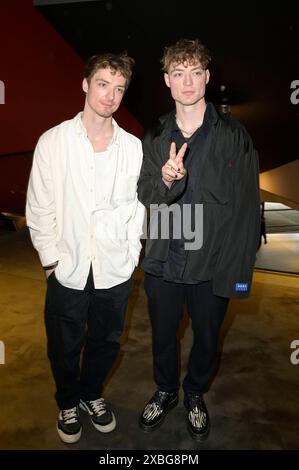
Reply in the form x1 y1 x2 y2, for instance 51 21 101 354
45 268 55 279
162 142 187 186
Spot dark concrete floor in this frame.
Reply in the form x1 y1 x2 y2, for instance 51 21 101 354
0 229 299 450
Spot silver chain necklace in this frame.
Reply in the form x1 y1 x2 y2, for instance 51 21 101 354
176 119 202 137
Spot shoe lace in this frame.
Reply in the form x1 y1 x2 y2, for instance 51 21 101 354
152 390 171 407
89 398 107 417
62 407 78 424
188 394 203 410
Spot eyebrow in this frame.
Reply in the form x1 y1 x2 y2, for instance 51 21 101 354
170 66 203 72
95 78 125 88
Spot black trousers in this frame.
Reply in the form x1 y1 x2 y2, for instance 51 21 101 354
44 269 132 410
144 274 229 395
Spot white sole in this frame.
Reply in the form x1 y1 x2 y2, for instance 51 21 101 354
56 424 82 444
79 402 116 433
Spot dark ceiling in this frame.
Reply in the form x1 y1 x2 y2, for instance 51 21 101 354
36 0 298 171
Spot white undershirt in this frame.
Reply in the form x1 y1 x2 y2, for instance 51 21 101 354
94 150 112 205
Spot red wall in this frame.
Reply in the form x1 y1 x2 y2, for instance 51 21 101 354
0 0 143 213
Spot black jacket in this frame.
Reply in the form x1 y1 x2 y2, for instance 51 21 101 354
137 104 260 299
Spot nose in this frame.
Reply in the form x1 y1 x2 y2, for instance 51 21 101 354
183 72 193 87
106 87 115 102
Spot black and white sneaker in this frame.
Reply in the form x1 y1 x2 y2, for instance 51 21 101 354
79 398 116 433
184 393 210 441
139 390 178 432
57 406 82 444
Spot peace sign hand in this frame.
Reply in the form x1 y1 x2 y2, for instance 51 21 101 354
162 142 187 185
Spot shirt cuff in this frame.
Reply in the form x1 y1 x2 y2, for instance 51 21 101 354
38 247 60 267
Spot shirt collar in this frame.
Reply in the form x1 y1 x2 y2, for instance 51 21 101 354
74 112 120 147
171 102 214 133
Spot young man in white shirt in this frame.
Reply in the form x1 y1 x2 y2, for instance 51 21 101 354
26 53 145 444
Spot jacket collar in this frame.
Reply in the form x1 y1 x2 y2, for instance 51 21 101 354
158 102 220 141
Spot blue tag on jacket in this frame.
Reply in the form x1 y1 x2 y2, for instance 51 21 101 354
235 283 249 292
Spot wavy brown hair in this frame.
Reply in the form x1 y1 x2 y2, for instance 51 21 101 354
84 52 135 88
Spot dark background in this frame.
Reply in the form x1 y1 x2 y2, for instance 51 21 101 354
0 0 298 214
37 0 299 171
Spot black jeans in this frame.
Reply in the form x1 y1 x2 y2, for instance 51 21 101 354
44 269 132 410
144 274 229 395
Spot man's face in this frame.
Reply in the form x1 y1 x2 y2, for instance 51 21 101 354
164 60 210 107
82 67 126 118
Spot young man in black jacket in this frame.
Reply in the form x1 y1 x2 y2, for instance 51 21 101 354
137 38 260 440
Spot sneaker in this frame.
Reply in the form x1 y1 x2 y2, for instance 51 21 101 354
184 393 210 441
79 398 116 433
56 406 82 444
139 390 178 432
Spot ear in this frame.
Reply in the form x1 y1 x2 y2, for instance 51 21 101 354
82 78 89 94
205 69 210 85
164 73 170 88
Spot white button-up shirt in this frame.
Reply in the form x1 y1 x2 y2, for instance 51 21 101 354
26 112 146 289
94 149 113 205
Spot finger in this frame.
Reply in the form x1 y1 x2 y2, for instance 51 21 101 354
162 163 178 179
169 142 177 160
176 160 186 174
164 159 179 172
176 142 188 162
178 167 186 176
175 172 185 179
175 161 185 174
165 167 178 179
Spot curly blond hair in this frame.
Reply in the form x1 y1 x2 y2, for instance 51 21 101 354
161 38 211 72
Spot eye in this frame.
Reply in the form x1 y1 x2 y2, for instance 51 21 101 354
193 70 203 76
173 72 182 78
99 82 106 88
116 87 124 94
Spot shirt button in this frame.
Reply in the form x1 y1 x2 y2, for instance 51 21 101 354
90 166 94 170
90 188 93 192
